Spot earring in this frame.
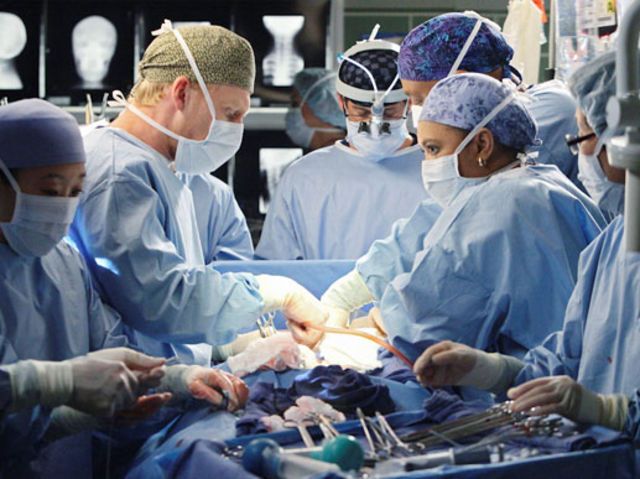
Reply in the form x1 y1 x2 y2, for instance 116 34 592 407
478 156 487 167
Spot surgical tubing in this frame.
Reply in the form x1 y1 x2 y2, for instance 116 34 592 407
307 323 413 367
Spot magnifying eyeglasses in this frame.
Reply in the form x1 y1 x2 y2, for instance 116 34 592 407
564 132 597 155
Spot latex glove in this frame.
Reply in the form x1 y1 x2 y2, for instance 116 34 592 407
85 347 166 390
413 341 523 394
227 332 308 377
508 376 629 430
257 275 327 348
161 365 249 411
2 350 166 417
321 270 375 328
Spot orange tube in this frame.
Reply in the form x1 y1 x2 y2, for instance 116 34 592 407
307 323 414 367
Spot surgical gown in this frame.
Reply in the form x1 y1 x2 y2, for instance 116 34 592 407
525 80 582 189
357 198 442 300
256 142 429 260
70 127 263 366
511 216 640 440
177 172 254 262
0 240 130 470
379 165 606 363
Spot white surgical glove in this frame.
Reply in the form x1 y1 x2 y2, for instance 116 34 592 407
257 275 327 348
85 347 166 390
159 365 249 411
321 270 374 328
507 376 629 430
1 350 165 417
413 340 524 394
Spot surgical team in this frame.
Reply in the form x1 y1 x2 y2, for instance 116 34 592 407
0 10 637 477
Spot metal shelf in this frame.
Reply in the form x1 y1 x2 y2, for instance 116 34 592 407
63 106 288 131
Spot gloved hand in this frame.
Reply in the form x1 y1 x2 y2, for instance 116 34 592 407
507 376 629 430
413 340 524 394
85 347 166 391
257 275 327 349
1 348 166 417
321 270 375 328
160 365 249 411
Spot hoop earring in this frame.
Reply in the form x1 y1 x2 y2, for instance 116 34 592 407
478 156 487 167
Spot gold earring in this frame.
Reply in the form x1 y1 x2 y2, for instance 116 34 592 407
478 156 487 167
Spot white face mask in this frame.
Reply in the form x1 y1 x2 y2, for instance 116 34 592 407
421 93 516 208
578 141 625 216
347 118 409 161
0 159 79 257
110 21 244 174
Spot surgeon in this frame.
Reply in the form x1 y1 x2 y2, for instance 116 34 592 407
321 74 606 380
411 49 639 439
257 36 435 260
567 51 626 220
0 98 171 474
398 12 582 188
285 67 346 150
70 22 327 365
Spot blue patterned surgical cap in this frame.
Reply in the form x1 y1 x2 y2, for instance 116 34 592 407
399 13 516 82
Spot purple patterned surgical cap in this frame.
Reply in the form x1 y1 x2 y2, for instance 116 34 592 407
420 73 538 151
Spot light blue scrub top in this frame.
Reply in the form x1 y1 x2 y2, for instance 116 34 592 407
70 127 264 365
177 173 254 262
514 215 640 391
256 141 430 260
377 165 607 363
513 216 640 442
0 240 131 467
526 80 582 189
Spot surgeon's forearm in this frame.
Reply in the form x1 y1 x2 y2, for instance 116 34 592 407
211 330 264 362
322 270 374 313
1 360 73 412
460 352 525 394
579 393 629 431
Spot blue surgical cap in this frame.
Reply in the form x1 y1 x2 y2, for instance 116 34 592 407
399 13 516 82
0 99 85 169
567 50 640 137
293 68 345 129
420 73 538 151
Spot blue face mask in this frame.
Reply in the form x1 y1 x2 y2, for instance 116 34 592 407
0 159 78 257
285 108 315 148
578 146 625 217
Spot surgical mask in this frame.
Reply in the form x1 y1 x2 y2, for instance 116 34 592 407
285 108 343 149
347 118 409 161
110 21 243 174
0 158 79 257
578 140 625 217
421 93 516 208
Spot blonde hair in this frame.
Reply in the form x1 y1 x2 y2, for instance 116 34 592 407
128 79 171 106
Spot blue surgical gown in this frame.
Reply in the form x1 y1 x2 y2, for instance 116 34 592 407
526 80 582 189
255 142 428 260
70 127 263 365
0 240 131 470
177 173 254 262
512 217 640 440
379 165 606 363
357 198 442 300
